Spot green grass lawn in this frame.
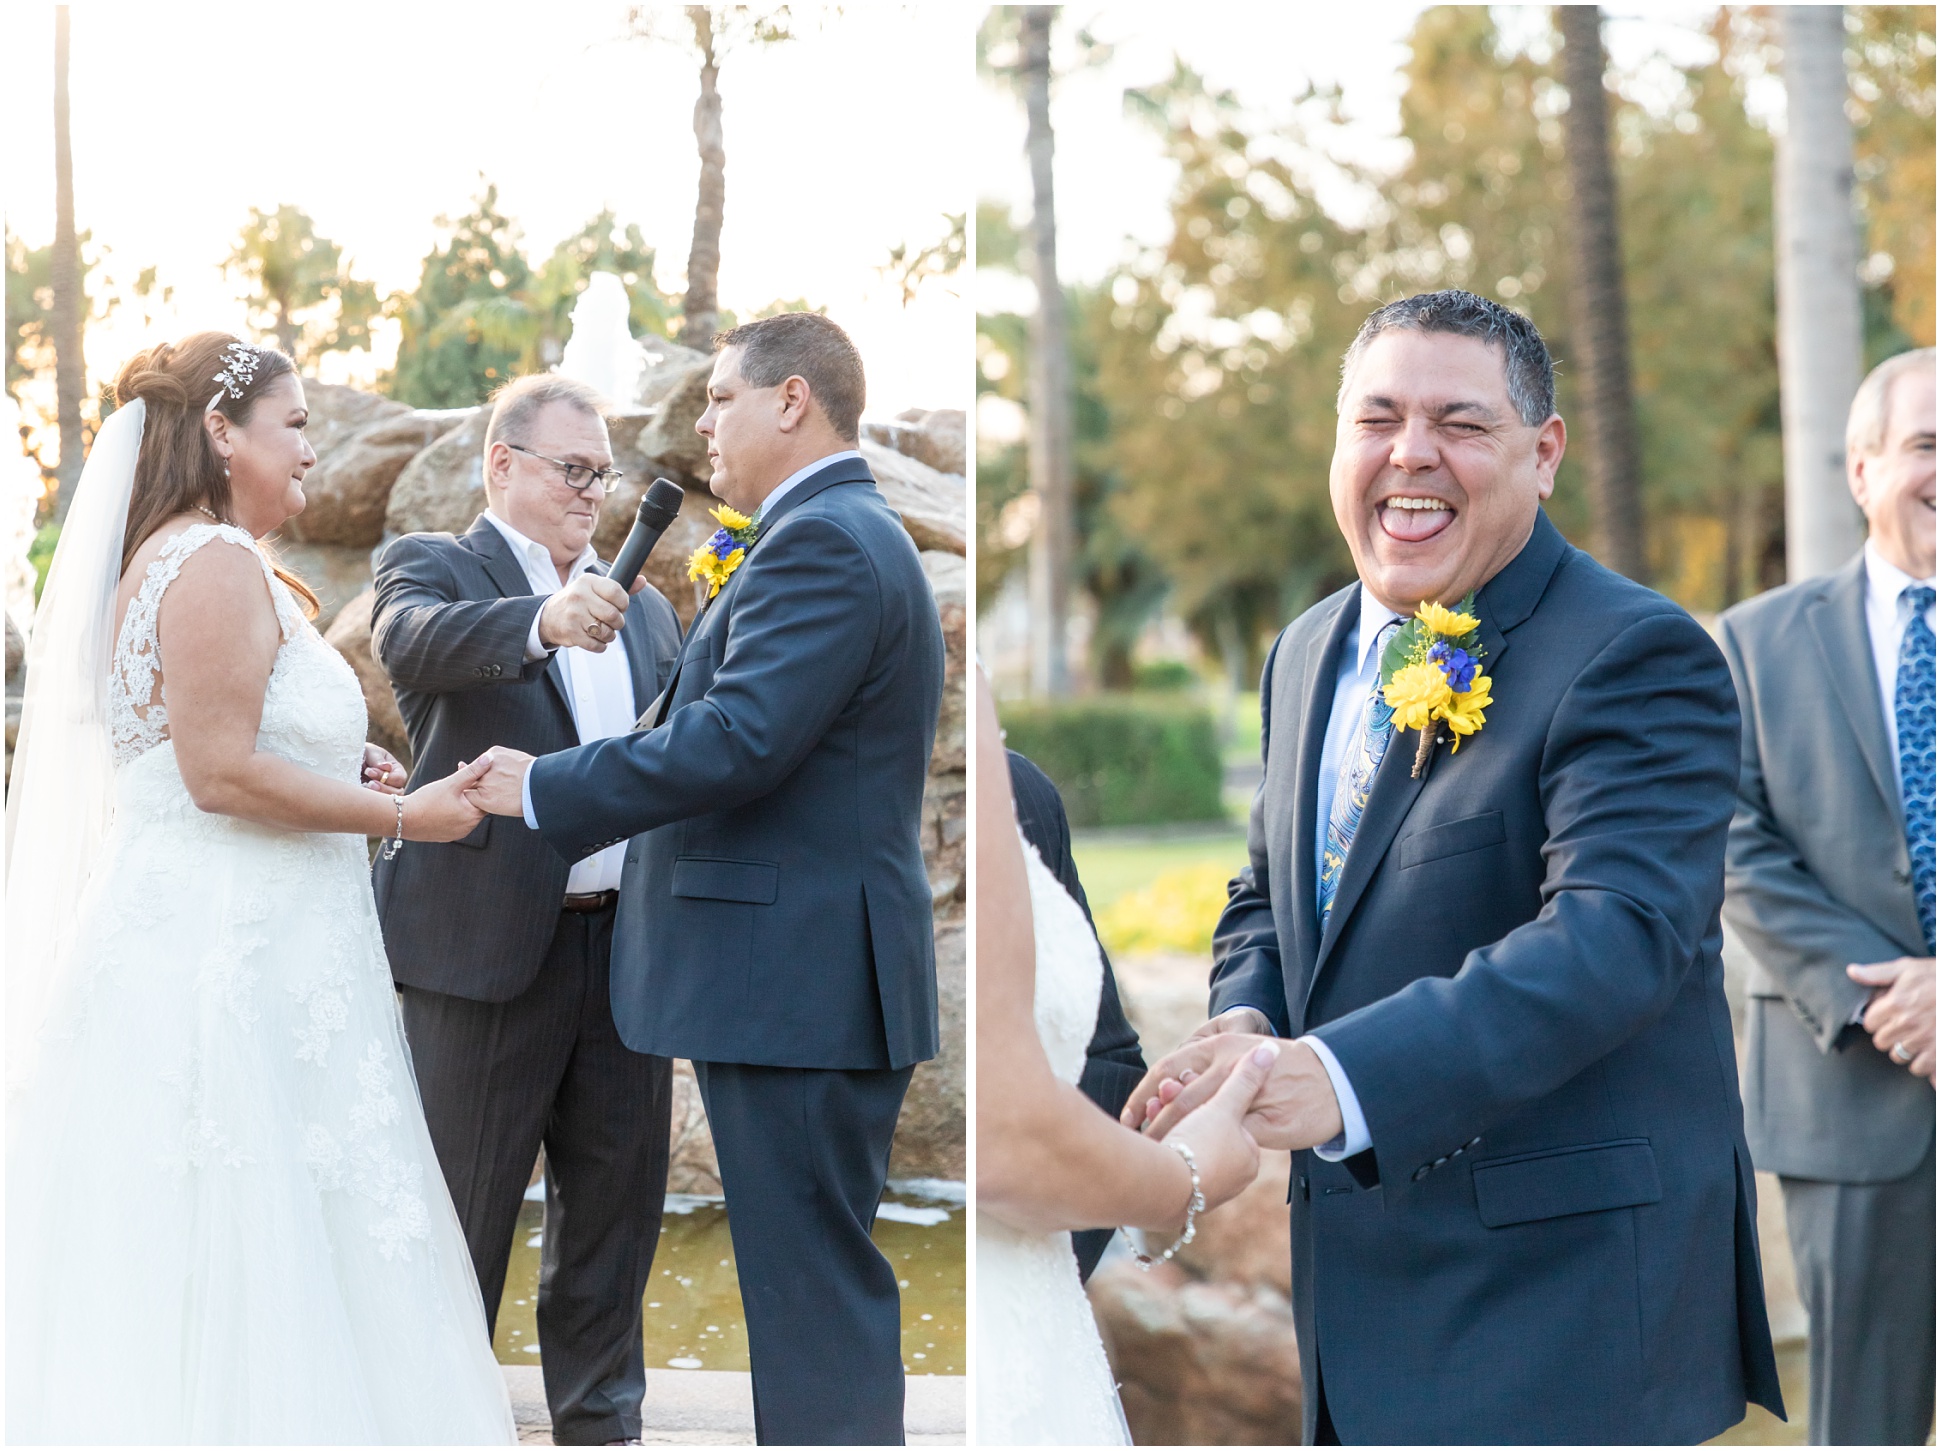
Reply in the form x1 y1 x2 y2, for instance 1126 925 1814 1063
1070 828 1250 908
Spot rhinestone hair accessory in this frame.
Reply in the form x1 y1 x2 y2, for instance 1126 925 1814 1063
205 342 262 413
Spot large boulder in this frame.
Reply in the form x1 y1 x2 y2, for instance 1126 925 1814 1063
635 356 715 482
383 409 489 539
322 588 410 763
633 338 711 410
866 407 966 478
861 441 966 556
1089 1258 1303 1445
288 402 465 548
891 918 966 1180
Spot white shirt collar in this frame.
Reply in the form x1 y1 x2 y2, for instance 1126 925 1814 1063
482 508 598 583
1356 585 1406 675
1864 537 1933 618
756 449 864 522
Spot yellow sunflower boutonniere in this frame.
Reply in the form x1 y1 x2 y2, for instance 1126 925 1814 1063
687 504 759 600
1379 592 1493 777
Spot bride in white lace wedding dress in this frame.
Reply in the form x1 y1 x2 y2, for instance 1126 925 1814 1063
6 336 514 1443
974 671 1279 1445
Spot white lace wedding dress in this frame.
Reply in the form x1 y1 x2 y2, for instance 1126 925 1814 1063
6 524 515 1444
976 833 1131 1445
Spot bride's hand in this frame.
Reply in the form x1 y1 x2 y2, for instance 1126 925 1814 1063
361 743 407 795
1144 1042 1280 1231
400 755 494 842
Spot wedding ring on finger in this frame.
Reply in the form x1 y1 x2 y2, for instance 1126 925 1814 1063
1893 1042 1913 1064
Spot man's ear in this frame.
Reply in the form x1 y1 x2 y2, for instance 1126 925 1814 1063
776 374 814 434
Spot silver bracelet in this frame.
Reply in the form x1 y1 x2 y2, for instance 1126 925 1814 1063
381 793 405 860
1123 1139 1205 1271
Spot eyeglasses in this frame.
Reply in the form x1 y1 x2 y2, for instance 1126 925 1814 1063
506 443 626 495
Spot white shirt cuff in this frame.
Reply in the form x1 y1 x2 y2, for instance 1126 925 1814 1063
524 607 549 663
1298 1034 1373 1160
520 762 538 830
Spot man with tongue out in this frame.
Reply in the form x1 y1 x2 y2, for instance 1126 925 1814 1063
1125 289 1784 1445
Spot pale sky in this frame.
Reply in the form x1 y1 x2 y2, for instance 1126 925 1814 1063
4 1 971 426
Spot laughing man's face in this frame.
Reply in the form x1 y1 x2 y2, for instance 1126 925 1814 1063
1330 329 1566 616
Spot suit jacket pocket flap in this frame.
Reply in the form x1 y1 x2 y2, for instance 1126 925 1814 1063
671 857 778 905
453 815 492 850
1397 810 1506 869
1472 1139 1661 1228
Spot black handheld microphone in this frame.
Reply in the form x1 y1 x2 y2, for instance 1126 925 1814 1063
605 477 686 587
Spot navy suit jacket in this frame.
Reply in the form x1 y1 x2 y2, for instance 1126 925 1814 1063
1211 512 1783 1444
527 457 945 1071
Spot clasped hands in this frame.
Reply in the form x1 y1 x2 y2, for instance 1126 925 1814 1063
1848 956 1936 1083
1122 1006 1347 1151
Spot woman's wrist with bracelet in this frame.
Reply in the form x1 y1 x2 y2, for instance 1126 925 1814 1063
1122 1138 1205 1270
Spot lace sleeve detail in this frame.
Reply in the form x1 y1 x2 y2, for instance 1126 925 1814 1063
109 524 293 767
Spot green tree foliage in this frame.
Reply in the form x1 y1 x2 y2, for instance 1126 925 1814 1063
1846 6 1936 348
388 184 534 408
978 205 1167 687
224 205 380 366
986 8 1932 671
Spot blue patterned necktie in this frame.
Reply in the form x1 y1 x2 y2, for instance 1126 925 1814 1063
1319 621 1400 925
1897 584 1935 951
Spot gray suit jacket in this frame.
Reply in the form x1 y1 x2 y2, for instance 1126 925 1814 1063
1719 553 1934 1184
370 516 684 1003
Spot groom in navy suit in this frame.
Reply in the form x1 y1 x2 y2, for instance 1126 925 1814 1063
468 313 945 1445
1133 291 1783 1444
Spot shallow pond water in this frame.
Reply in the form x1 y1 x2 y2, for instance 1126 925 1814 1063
493 1180 964 1377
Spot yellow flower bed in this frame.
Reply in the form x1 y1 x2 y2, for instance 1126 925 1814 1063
1095 861 1234 957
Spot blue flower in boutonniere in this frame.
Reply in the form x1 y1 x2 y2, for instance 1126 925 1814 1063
1379 593 1494 777
687 504 759 600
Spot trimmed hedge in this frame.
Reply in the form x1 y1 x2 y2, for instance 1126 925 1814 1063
1000 693 1225 828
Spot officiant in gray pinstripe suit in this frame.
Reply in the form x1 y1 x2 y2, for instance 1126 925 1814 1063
370 373 684 1446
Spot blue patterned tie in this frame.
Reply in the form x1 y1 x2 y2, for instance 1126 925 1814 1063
1319 621 1400 925
1898 584 1935 952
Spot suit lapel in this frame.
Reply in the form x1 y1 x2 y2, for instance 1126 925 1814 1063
1808 556 1903 831
647 461 874 728
1287 592 1360 1007
466 516 573 720
1302 511 1565 1014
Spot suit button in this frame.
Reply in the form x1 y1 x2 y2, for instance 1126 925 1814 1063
1433 1155 1449 1169
1467 1136 1482 1150
475 667 487 678
1412 1165 1431 1182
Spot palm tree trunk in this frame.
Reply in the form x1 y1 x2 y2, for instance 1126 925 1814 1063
679 5 725 350
1021 6 1073 698
1557 5 1645 581
1775 5 1866 580
51 5 86 523
273 294 300 360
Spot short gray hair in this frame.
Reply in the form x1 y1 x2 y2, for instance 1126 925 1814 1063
483 372 609 455
1337 289 1557 426
1847 346 1936 458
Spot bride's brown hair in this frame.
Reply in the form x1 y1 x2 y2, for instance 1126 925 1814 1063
112 332 320 618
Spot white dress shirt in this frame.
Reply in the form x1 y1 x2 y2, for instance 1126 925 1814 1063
1863 538 1937 787
1234 587 1397 1161
481 510 638 895
518 450 864 833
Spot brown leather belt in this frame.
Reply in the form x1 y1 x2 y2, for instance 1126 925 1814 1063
562 890 618 913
